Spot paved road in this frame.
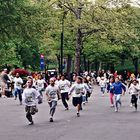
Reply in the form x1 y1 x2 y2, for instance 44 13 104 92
0 86 140 140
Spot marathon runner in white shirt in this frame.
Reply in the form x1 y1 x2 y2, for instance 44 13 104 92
69 76 89 117
46 78 61 122
36 74 47 96
13 73 23 105
22 78 42 125
58 74 70 110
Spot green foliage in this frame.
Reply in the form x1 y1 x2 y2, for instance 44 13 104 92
0 0 140 72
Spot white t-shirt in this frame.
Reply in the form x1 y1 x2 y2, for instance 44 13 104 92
13 77 23 89
22 88 40 106
97 77 101 83
83 83 91 95
129 84 140 95
36 79 46 90
58 79 70 93
45 85 59 101
69 83 87 97
55 80 60 86
99 79 106 87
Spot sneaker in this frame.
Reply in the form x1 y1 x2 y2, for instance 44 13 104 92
83 102 86 105
49 118 53 122
115 109 118 112
77 113 80 117
20 101 22 105
65 107 69 111
1 95 7 98
110 104 114 107
29 121 34 125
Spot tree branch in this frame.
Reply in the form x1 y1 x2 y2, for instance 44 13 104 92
58 0 78 17
82 28 104 36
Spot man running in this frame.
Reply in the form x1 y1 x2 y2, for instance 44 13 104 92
13 73 23 104
22 78 42 125
36 74 47 96
69 76 89 117
58 74 70 110
0 69 11 98
46 78 60 122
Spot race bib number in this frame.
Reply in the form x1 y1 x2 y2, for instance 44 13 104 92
26 96 33 102
38 83 42 87
60 85 65 90
75 88 81 95
49 91 56 99
16 82 21 86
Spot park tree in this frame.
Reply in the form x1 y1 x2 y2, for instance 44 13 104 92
0 0 53 69
49 0 139 74
0 0 140 75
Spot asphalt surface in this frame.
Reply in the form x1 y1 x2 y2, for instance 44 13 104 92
0 86 140 140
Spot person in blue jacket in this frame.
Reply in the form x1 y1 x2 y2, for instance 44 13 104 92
113 77 126 112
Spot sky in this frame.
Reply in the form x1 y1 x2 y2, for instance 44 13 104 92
89 0 140 7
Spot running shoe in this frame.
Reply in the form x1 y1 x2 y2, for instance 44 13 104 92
49 118 53 122
77 113 80 117
29 121 34 125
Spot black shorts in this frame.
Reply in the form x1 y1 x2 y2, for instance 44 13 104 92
25 106 38 115
72 96 82 107
131 95 138 104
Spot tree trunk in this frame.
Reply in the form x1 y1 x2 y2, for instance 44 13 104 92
67 55 72 78
74 2 82 75
87 60 90 72
133 58 139 77
95 60 99 73
74 28 82 75
83 55 87 71
56 54 61 74
110 64 115 73
106 63 110 71
99 62 102 71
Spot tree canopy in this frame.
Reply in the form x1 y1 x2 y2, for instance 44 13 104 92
0 0 140 74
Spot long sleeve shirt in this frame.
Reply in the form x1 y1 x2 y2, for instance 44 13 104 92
129 84 140 95
113 82 126 95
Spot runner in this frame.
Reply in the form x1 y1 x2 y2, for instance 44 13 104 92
83 77 91 104
69 76 89 117
99 77 107 96
55 75 61 86
113 77 126 112
13 73 23 105
128 79 140 111
58 74 70 110
0 69 11 98
22 78 42 125
36 74 47 96
86 76 93 100
107 77 114 107
45 78 60 122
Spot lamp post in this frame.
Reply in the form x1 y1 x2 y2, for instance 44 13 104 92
60 11 67 75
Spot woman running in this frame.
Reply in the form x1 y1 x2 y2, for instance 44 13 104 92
107 78 115 107
128 79 140 111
